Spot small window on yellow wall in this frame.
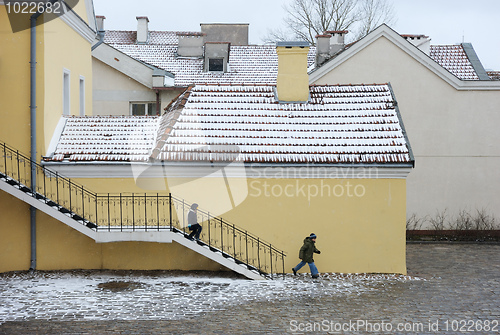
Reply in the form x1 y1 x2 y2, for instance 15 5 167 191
63 69 70 115
79 76 85 116
131 102 157 116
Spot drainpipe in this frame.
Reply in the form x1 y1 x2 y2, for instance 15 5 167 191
29 10 42 272
29 0 57 271
91 30 105 51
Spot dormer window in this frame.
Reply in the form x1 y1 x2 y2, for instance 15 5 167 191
208 58 224 72
204 42 230 72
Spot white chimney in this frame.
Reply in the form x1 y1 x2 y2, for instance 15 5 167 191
136 16 149 44
325 30 348 55
96 15 105 32
402 34 431 55
315 34 332 66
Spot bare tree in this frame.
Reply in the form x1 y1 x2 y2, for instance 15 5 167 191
264 0 396 45
354 0 397 40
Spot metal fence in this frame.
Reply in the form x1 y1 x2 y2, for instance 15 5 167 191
0 141 286 278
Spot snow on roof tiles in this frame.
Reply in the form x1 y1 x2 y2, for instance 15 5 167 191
48 116 158 162
153 84 412 165
103 30 315 86
47 85 412 165
430 45 479 80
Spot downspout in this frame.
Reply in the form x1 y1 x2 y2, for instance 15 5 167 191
91 30 105 51
29 10 42 271
29 0 57 271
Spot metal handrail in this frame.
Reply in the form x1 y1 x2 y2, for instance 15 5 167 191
0 140 286 278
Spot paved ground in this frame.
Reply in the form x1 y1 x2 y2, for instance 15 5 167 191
0 243 499 334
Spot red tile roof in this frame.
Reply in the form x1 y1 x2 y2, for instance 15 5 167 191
430 45 479 80
153 84 413 164
46 84 413 165
103 30 316 86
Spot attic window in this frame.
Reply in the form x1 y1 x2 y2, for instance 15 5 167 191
208 58 224 72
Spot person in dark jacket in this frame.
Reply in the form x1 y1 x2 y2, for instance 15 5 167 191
292 233 321 278
186 203 202 240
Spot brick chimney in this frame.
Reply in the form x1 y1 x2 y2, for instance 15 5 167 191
136 16 149 44
276 41 310 102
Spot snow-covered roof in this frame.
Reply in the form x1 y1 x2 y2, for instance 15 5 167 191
103 30 316 86
47 116 158 162
430 45 479 80
46 84 413 165
152 84 413 165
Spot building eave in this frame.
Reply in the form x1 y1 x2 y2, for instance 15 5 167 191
309 24 500 91
42 161 413 179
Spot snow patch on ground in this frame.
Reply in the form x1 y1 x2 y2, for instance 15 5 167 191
0 271 422 322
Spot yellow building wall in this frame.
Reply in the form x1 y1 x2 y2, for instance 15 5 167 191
41 13 93 153
1 174 406 275
0 193 32 272
0 7 45 153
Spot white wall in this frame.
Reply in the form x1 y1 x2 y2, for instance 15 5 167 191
312 36 500 227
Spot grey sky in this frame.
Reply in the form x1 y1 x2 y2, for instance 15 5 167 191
93 0 499 70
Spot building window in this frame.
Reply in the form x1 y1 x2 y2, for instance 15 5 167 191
63 69 70 115
79 76 85 116
208 58 224 72
131 102 157 116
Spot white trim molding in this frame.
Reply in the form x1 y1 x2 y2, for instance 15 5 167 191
42 162 413 180
59 1 96 43
309 24 500 91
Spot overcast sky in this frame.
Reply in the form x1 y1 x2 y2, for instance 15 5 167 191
93 0 500 70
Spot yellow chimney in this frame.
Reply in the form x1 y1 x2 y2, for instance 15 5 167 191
276 41 310 102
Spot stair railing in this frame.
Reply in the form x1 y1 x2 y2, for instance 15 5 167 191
0 141 286 278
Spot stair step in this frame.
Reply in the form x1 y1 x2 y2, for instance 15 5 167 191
7 179 18 186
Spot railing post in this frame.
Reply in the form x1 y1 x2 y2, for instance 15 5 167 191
69 179 72 212
257 238 261 273
220 217 224 253
3 143 6 174
95 194 98 231
144 193 147 231
16 150 20 183
169 193 172 231
120 193 123 229
208 212 211 247
81 185 84 218
182 198 185 233
132 193 135 231
245 231 249 266
233 224 236 258
270 245 273 279
107 193 110 231
156 193 160 231
56 172 59 205
282 251 285 279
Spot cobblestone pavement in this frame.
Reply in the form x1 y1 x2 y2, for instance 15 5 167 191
0 243 499 334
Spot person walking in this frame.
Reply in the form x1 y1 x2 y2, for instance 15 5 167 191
292 233 321 278
186 203 202 240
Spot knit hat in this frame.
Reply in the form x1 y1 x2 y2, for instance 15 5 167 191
191 203 199 210
309 233 317 239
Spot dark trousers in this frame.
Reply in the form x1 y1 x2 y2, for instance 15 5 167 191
188 224 202 239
